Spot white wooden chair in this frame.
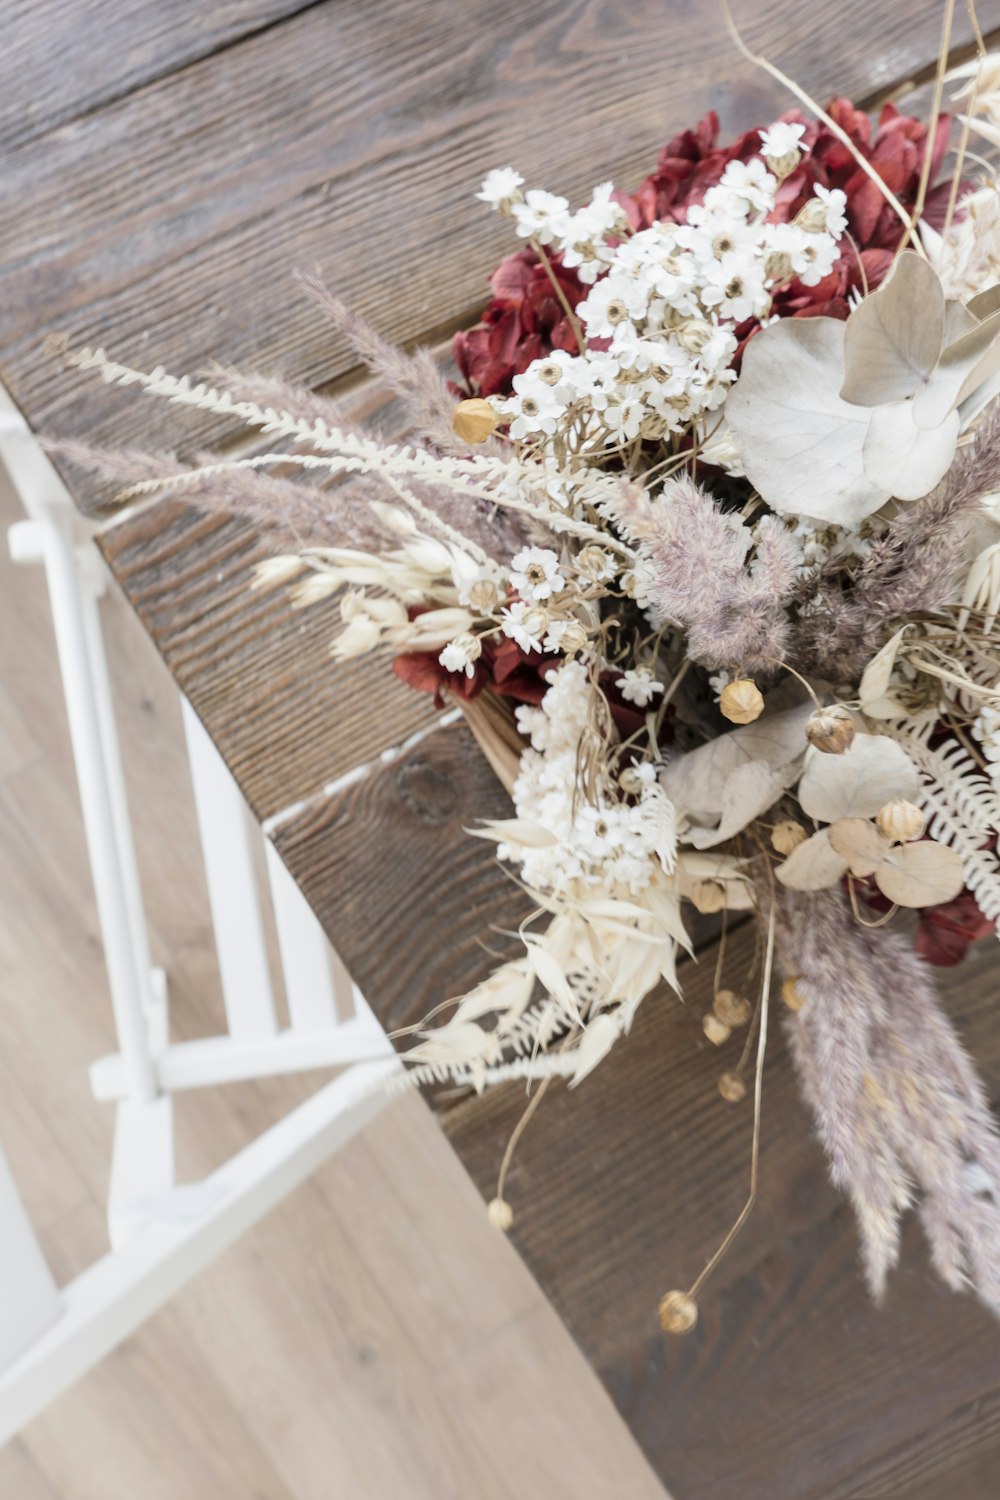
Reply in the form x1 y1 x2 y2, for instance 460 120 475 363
0 386 398 1444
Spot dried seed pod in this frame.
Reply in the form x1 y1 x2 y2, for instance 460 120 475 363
805 704 856 754
689 878 727 914
875 798 926 843
487 1197 514 1232
718 1070 747 1103
659 1290 698 1335
795 198 829 232
720 678 764 724
771 819 807 856
452 397 498 444
781 977 806 1012
702 1013 732 1046
714 989 752 1027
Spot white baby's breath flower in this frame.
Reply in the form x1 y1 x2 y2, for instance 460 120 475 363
501 599 548 652
476 167 524 210
616 666 664 707
812 183 848 239
509 546 565 601
758 120 806 159
439 633 483 677
512 189 571 245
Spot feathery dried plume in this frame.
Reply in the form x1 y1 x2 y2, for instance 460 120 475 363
203 363 359 434
641 477 798 673
46 438 389 549
295 270 476 459
797 405 1000 677
776 885 1000 1311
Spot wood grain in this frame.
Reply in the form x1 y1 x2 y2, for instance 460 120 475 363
270 719 524 1034
441 930 1000 1500
0 2 318 151
97 499 438 822
0 0 983 480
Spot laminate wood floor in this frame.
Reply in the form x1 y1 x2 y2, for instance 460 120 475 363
0 468 667 1499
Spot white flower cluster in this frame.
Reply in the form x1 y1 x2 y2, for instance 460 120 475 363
480 135 847 453
498 661 676 895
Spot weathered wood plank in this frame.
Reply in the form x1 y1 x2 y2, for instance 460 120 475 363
97 500 438 823
442 932 1000 1500
0 1 319 151
0 0 982 482
264 704 1000 1496
270 720 523 1033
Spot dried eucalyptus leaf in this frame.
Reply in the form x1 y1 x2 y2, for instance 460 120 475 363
798 732 920 822
660 705 812 848
725 319 886 524
827 817 892 876
862 400 960 500
775 829 849 891
874 841 965 907
840 252 943 406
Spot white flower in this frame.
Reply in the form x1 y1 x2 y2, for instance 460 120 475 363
717 157 777 210
758 121 806 159
813 184 848 239
616 666 664 707
509 546 565 600
439 633 483 677
512 189 571 245
501 600 548 652
476 167 524 209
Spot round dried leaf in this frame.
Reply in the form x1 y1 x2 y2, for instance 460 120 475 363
798 733 920 822
826 817 892 876
775 829 849 891
874 841 965 908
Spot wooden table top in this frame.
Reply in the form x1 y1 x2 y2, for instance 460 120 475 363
5 4 1000 1495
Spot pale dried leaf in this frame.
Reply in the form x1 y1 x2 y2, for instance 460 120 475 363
524 938 579 1017
862 401 960 500
471 818 557 849
827 817 892 876
775 829 849 891
661 704 811 847
840 252 943 407
859 627 910 719
798 733 920 822
874 840 966 907
569 1013 622 1087
725 319 886 524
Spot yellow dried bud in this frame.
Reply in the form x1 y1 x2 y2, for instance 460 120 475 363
452 397 498 444
764 250 794 282
618 765 648 795
487 1197 514 1232
795 198 829 232
702 1013 732 1046
771 820 807 856
659 1289 698 1335
689 878 727 914
875 798 925 843
551 618 589 655
466 577 500 612
675 319 713 355
639 413 669 441
781 978 806 1013
714 989 752 1027
765 147 802 181
806 705 856 754
718 1070 747 1103
720 678 764 725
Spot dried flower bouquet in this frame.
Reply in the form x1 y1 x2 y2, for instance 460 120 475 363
58 28 1000 1334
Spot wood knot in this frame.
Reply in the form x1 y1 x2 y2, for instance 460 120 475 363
395 757 458 822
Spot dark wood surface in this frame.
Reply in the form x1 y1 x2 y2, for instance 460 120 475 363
6 3 1000 1496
